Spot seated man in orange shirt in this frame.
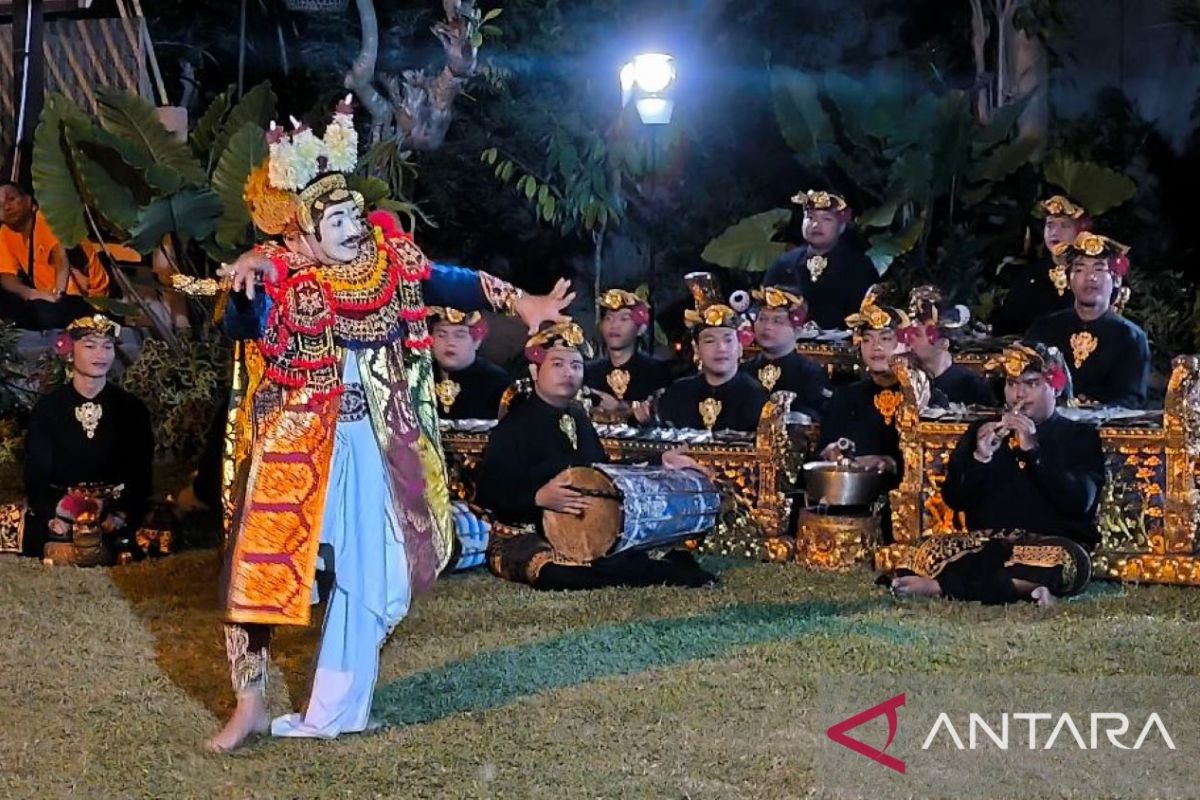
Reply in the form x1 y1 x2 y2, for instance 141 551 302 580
0 180 109 330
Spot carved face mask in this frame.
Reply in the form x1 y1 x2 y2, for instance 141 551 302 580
313 199 365 264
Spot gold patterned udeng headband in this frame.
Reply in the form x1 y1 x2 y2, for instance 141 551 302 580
66 314 120 339
684 304 744 330
1041 195 1086 220
525 321 592 357
429 306 482 326
791 189 849 212
598 289 644 311
753 286 805 310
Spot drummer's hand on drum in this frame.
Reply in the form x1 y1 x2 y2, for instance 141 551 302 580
854 455 896 474
536 474 590 516
662 447 711 477
631 400 654 425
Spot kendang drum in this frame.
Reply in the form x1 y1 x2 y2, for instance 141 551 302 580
448 501 490 572
543 464 721 563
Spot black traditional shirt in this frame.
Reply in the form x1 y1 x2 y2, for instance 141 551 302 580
23 382 154 529
942 413 1105 548
992 257 1073 336
932 363 997 407
1026 309 1150 408
475 394 607 526
656 372 769 432
584 351 672 403
740 351 831 418
762 239 881 330
818 378 905 464
434 357 512 420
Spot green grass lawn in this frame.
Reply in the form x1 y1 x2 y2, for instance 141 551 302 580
0 546 1198 799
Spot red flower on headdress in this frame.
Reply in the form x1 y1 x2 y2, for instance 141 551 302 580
368 208 401 237
630 304 651 326
737 326 754 347
468 318 490 342
1045 365 1068 392
788 306 808 328
524 345 547 365
1111 254 1130 278
53 333 73 358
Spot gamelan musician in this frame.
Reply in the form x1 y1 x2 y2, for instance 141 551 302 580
475 321 718 590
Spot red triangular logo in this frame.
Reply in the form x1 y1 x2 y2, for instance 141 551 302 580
825 692 906 774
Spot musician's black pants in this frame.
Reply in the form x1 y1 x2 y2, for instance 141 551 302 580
536 550 717 591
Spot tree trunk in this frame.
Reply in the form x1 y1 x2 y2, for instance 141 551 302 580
1011 25 1048 144
592 224 607 330
344 0 392 141
968 0 991 123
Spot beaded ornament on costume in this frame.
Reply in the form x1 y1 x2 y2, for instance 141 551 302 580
256 212 433 400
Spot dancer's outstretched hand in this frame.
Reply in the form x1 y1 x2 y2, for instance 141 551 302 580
513 278 576 332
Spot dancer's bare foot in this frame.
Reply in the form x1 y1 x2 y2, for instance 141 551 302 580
890 575 942 598
205 691 269 753
1031 586 1056 608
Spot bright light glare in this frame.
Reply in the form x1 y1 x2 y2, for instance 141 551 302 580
629 53 675 94
635 98 674 125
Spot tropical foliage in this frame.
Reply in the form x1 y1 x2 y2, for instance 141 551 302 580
702 69 1138 311
32 83 279 266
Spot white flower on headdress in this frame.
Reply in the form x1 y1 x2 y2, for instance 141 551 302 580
290 128 324 186
324 112 359 173
268 137 301 191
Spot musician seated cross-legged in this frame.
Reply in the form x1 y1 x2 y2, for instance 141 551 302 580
740 286 831 420
654 302 768 432
584 289 672 420
902 285 997 407
474 321 717 590
21 315 154 562
429 305 512 419
819 285 915 474
888 341 1104 606
1026 232 1149 408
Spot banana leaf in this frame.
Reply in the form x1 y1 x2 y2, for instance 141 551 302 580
191 85 234 166
129 190 223 254
31 95 88 248
212 82 277 168
1043 156 1137 216
700 209 791 273
968 137 1040 183
866 215 926 273
348 175 392 205
96 91 207 192
212 123 268 249
64 121 140 234
770 67 832 162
